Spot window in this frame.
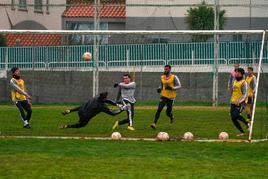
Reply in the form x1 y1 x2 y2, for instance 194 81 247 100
67 22 109 45
46 0 49 14
18 0 27 10
34 0 43 12
11 0 15 10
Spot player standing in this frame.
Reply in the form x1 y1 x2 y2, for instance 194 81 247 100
230 68 250 136
245 67 256 123
150 65 181 129
112 74 136 131
10 67 32 129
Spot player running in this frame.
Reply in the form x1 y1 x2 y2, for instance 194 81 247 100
10 67 32 129
230 68 250 136
150 65 181 129
245 67 256 123
112 73 136 131
61 92 123 128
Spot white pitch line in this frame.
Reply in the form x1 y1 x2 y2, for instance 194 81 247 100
0 135 267 143
0 135 157 141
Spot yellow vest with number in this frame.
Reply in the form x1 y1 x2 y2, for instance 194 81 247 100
246 75 255 97
231 80 246 104
160 75 176 99
11 78 27 102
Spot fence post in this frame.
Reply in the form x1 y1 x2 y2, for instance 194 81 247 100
5 47 8 72
191 50 195 66
126 49 130 72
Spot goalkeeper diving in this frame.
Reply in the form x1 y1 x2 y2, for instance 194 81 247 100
61 92 125 128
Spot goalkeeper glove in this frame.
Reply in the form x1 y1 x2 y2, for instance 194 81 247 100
113 83 119 88
116 104 124 111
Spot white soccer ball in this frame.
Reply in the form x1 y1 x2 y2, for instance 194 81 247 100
219 132 229 140
157 132 170 141
82 52 92 61
111 132 122 140
183 132 194 141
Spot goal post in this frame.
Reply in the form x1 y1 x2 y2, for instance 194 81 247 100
0 29 267 141
249 31 267 141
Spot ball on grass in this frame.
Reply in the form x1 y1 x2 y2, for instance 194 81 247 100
157 132 169 141
82 52 92 61
111 132 121 140
183 132 194 141
219 132 229 140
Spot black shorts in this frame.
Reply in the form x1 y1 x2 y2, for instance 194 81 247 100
160 97 174 105
247 97 254 105
230 103 244 116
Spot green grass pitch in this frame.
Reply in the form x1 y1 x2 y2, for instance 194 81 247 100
0 104 268 178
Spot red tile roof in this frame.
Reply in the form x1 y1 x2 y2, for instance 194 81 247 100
63 3 125 18
6 34 62 47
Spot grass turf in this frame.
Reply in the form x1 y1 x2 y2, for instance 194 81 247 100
0 105 267 139
0 139 268 178
1 105 268 178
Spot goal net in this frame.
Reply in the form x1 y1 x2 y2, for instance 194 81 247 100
0 29 267 142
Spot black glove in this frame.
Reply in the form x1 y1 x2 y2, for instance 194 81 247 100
113 83 119 88
165 86 173 90
157 88 161 93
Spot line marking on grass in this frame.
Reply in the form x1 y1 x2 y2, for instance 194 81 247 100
0 135 267 143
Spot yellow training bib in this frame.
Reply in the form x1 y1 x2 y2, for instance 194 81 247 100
231 80 246 104
246 75 255 97
160 75 176 99
11 78 27 102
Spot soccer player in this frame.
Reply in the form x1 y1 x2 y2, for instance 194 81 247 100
245 67 256 123
228 63 240 91
10 67 32 129
230 68 250 136
112 73 136 131
61 92 123 128
150 65 181 129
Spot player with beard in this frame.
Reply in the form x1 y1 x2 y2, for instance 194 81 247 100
150 65 181 129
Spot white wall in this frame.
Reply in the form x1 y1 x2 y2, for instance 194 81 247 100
0 0 66 30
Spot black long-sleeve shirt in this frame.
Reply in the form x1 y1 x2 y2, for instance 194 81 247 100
78 97 121 118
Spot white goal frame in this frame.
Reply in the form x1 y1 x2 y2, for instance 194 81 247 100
0 29 266 141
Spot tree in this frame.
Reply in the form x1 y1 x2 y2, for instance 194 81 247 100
185 1 226 42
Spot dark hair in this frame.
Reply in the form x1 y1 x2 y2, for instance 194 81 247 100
165 65 171 69
248 67 253 71
99 92 108 100
11 67 19 74
123 73 131 78
237 68 245 75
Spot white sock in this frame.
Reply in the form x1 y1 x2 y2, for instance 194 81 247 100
23 120 28 126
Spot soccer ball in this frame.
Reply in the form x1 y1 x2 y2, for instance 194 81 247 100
82 52 92 61
219 132 229 140
183 132 194 141
111 132 121 140
157 132 169 141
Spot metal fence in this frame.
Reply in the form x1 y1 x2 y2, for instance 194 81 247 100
0 41 267 70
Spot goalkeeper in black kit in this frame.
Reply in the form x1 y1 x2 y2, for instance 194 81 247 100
61 92 123 128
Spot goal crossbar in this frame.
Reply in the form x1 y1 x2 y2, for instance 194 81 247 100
0 30 265 35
